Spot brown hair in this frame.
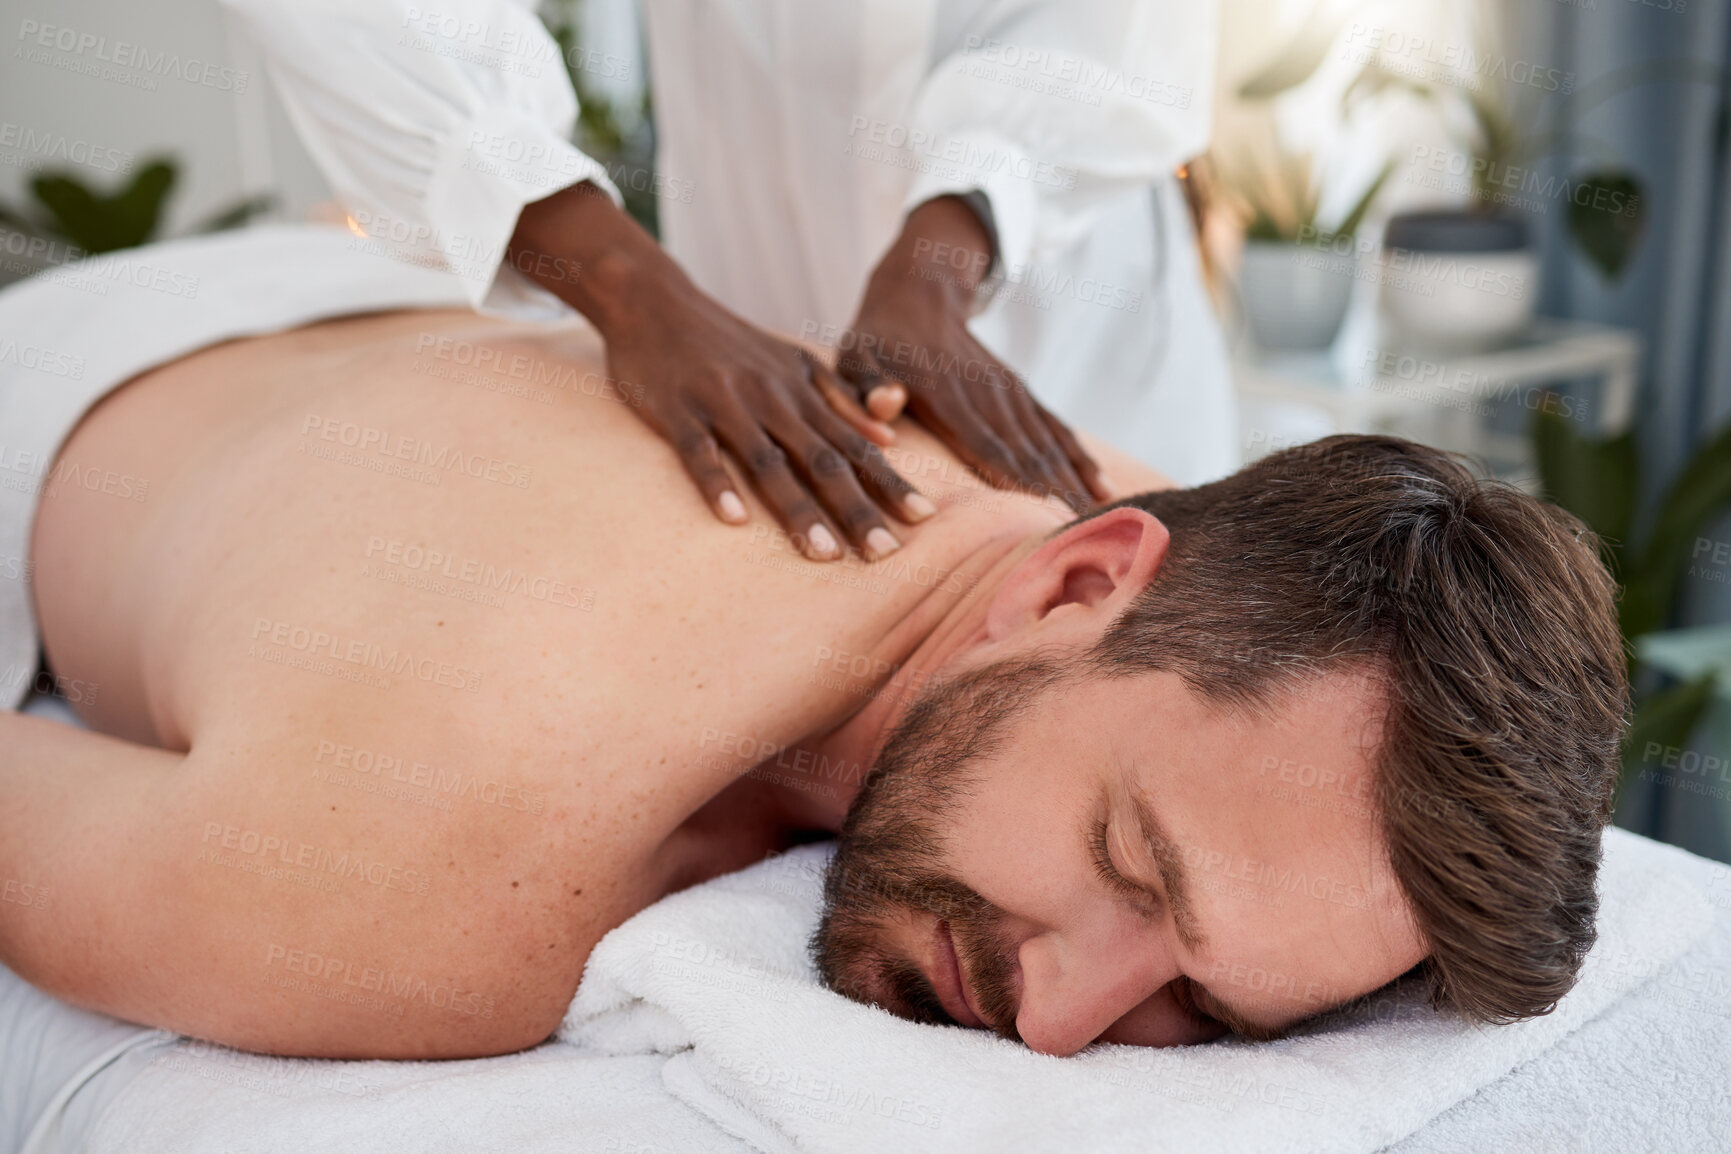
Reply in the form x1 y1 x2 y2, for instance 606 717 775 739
1084 435 1628 1022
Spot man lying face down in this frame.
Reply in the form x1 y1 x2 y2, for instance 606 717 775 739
1 297 1624 1061
814 439 1627 1052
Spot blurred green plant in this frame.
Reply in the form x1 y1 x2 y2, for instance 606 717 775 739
1532 406 1731 782
0 155 271 257
540 0 659 236
1228 147 1392 245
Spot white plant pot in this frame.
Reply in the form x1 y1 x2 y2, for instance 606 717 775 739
1377 212 1537 355
1239 240 1356 352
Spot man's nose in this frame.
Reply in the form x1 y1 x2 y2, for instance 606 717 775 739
1012 921 1177 1057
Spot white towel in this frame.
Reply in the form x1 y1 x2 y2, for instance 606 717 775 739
561 828 1714 1154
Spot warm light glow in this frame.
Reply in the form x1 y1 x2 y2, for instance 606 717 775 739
344 214 366 238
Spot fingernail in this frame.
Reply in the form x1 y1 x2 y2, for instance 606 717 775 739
865 527 901 560
904 493 938 520
867 385 905 420
718 491 747 522
807 524 840 559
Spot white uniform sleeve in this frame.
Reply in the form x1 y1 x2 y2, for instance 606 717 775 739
220 0 620 312
903 0 1218 278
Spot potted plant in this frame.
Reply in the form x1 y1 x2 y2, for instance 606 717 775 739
1230 0 1649 354
1340 6 1648 352
1221 147 1391 352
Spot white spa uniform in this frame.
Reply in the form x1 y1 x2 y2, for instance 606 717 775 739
220 0 1237 485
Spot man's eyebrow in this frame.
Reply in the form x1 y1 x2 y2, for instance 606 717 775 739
1124 786 1206 952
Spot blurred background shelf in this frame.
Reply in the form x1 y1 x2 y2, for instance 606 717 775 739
1234 318 1641 487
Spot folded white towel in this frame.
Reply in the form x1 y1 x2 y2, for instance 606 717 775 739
561 828 1713 1154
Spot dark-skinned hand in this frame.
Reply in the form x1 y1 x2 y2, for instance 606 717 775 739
835 195 1115 512
508 182 935 562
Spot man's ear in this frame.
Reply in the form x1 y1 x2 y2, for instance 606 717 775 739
982 507 1170 641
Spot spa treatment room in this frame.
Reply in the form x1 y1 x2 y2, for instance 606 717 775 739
2 0 1729 1150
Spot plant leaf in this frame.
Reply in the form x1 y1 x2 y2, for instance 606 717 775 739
1620 671 1718 796
1622 418 1731 639
1465 86 1520 171
30 159 177 254
1530 406 1636 558
1566 169 1645 280
1236 1 1355 100
1340 60 1432 119
1330 160 1393 240
192 194 275 235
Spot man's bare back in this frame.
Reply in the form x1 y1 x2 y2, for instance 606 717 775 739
8 305 1154 1059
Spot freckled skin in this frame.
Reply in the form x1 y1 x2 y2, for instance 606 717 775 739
13 306 1161 1059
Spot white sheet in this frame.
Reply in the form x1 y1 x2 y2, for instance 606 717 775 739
82 1045 742 1154
75 828 1730 1154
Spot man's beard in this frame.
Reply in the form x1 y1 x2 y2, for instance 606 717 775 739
810 655 1066 1041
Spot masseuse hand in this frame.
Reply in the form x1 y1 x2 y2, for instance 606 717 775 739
509 183 933 562
836 196 1114 512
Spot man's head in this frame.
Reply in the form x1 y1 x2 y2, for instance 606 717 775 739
813 435 1627 1055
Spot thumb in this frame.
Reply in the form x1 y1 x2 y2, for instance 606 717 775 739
836 339 907 422
804 350 896 446
864 379 907 422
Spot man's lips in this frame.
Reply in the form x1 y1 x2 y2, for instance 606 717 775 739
929 919 988 1029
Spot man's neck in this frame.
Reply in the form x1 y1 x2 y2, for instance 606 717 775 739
766 522 1056 831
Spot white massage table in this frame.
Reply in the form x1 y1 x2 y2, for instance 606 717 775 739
23 669 1731 1154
